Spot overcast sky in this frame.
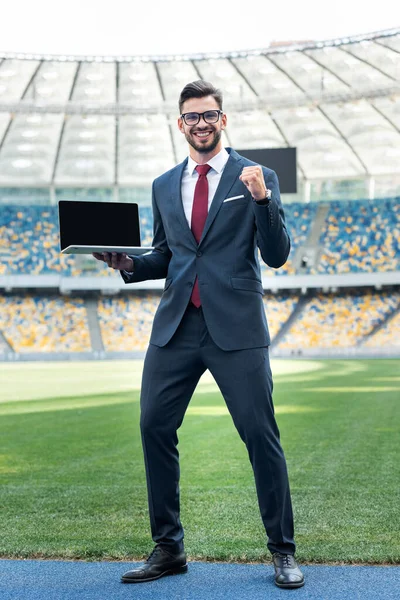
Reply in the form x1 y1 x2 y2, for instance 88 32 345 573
1 0 398 57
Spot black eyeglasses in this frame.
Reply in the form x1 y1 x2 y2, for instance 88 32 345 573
180 110 223 126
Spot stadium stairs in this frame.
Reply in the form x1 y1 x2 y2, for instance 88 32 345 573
271 296 308 349
294 204 330 273
85 298 105 352
0 329 14 353
359 304 400 347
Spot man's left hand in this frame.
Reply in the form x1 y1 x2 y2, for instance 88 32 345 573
239 166 268 201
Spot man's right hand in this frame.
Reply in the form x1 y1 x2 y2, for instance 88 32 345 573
92 252 134 271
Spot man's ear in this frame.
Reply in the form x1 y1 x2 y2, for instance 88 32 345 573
177 117 185 134
221 112 227 130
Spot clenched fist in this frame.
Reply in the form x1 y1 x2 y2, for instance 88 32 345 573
92 252 134 271
239 165 268 201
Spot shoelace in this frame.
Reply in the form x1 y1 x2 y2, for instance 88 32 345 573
283 554 291 567
276 553 293 567
146 546 164 562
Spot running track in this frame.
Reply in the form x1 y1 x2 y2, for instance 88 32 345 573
0 560 398 600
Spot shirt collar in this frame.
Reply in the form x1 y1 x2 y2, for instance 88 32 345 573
187 147 230 176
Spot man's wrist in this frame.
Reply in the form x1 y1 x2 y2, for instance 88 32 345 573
252 188 272 204
123 257 134 275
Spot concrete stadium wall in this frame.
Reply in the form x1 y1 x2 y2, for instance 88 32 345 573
271 347 400 359
1 271 400 293
1 348 399 362
0 351 146 362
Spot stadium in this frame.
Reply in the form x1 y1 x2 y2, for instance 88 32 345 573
0 28 399 360
0 22 399 598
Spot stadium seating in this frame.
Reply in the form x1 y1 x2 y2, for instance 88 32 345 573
315 197 400 274
0 202 316 277
0 295 91 352
363 311 400 347
263 294 299 338
0 206 78 276
0 205 153 277
96 293 299 351
0 335 9 353
97 294 158 351
0 293 300 354
278 290 400 349
138 206 153 246
263 203 318 276
0 196 398 278
0 290 398 353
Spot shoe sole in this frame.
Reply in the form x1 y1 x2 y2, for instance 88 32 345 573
275 579 305 589
121 564 188 584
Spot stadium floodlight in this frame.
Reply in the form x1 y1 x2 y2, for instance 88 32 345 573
26 115 42 123
42 72 59 80
36 86 53 96
75 159 95 169
0 69 15 77
12 158 32 168
86 73 104 81
21 130 38 138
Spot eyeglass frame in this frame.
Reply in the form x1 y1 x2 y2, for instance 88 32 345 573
180 110 224 126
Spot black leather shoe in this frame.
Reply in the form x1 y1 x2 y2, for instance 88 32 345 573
272 552 305 589
121 545 188 583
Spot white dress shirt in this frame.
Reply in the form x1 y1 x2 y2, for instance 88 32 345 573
181 147 230 226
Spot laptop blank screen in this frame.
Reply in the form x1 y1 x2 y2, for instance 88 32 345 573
59 201 141 250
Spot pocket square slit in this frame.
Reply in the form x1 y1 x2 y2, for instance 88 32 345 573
223 195 245 203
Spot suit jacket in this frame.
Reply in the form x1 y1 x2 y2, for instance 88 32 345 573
121 148 290 351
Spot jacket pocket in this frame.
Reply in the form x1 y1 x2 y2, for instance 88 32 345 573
231 277 264 295
221 199 248 208
223 195 245 203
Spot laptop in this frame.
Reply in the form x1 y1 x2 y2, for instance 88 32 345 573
58 200 154 255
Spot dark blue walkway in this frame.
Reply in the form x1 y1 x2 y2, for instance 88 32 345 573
0 560 398 600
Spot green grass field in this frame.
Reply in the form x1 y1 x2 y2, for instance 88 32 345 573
0 358 399 564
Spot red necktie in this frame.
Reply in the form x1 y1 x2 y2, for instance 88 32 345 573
190 164 211 307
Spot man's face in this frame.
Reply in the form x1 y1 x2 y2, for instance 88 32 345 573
178 96 227 154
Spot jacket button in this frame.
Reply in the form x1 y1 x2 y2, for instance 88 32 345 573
197 251 202 257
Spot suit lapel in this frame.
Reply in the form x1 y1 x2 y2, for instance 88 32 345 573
199 152 243 246
170 158 197 248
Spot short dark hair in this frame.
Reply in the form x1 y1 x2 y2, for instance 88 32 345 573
179 80 223 113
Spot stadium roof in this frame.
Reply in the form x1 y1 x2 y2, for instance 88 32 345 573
0 28 399 187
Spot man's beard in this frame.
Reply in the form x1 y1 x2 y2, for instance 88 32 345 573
185 128 222 154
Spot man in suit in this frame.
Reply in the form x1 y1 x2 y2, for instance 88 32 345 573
93 80 304 589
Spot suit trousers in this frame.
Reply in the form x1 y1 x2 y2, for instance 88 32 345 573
139 304 296 556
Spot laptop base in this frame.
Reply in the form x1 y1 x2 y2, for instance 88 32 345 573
61 245 154 255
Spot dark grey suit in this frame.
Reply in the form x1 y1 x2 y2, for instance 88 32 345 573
121 148 296 556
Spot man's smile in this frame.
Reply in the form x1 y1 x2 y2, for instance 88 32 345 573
192 130 213 140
